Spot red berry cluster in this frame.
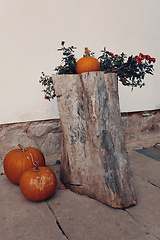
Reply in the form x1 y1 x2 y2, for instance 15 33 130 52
135 53 156 65
44 95 49 100
109 52 119 58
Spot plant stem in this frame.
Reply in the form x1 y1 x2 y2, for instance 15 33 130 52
84 47 90 57
18 144 27 152
35 162 40 172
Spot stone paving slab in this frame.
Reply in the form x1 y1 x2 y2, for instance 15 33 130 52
47 186 158 240
128 150 160 187
0 175 66 240
127 151 160 239
126 175 160 239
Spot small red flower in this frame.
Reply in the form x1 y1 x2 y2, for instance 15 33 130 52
145 55 151 60
44 95 49 99
141 55 145 60
139 53 143 58
135 56 142 65
135 56 140 62
57 65 62 68
150 57 156 63
122 77 127 84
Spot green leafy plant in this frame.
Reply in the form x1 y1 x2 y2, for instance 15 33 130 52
98 48 156 89
39 72 56 100
55 41 77 74
40 41 77 100
40 42 156 100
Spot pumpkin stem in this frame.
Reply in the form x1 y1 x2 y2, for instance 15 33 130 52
18 144 27 152
30 153 40 172
84 47 90 57
35 162 40 172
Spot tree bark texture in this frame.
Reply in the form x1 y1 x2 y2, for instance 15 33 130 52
52 72 137 208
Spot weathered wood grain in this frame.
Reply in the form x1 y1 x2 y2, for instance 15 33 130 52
52 72 137 208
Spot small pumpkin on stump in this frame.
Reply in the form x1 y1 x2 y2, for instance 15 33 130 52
76 47 100 74
3 144 45 184
19 155 57 201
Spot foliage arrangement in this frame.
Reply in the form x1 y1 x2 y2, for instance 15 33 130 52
98 48 156 89
39 72 56 100
39 41 77 100
55 41 77 74
40 41 156 100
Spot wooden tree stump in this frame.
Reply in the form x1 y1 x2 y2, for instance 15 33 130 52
52 72 137 208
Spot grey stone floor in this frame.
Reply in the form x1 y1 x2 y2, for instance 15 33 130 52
0 150 160 240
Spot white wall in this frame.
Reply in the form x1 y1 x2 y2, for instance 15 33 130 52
0 0 159 124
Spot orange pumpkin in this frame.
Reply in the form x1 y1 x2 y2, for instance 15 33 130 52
19 164 57 202
3 144 45 184
76 47 100 74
